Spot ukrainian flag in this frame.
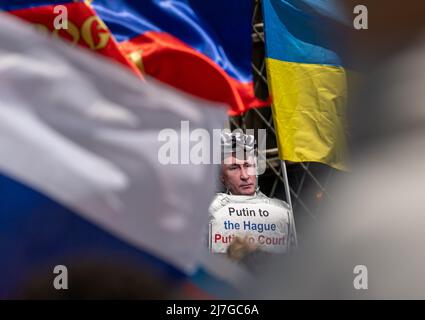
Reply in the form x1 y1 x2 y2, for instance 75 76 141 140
263 0 348 170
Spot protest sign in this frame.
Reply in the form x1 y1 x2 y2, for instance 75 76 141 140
209 203 290 253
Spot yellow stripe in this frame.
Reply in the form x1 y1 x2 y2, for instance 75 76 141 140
266 58 348 171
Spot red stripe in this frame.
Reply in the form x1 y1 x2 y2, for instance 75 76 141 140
178 281 217 300
120 31 269 115
8 3 143 80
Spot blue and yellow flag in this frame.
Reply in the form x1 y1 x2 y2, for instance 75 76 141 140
263 0 348 170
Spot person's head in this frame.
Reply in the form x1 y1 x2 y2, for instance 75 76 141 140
221 152 257 196
220 132 257 196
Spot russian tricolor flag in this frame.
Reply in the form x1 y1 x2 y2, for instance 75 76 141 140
91 0 268 115
0 14 249 299
3 0 267 115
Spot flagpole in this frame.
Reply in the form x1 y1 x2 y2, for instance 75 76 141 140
280 160 298 248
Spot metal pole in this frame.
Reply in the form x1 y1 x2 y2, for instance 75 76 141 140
281 160 298 248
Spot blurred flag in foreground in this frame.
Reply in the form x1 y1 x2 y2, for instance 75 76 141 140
0 14 235 298
263 0 348 170
91 0 268 115
2 0 143 78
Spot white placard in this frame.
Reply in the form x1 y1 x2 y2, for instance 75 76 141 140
209 203 290 254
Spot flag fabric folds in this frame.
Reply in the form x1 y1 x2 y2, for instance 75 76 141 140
0 14 229 297
263 0 348 170
91 0 267 115
2 0 143 78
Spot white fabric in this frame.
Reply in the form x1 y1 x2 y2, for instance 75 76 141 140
0 15 227 273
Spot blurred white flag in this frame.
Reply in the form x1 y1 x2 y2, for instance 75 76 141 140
0 14 226 273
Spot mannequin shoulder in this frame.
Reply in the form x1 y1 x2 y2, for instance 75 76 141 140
208 193 231 214
256 192 291 211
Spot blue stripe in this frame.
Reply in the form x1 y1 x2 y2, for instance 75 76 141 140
189 268 240 299
300 0 349 24
0 0 73 11
0 174 185 298
263 0 347 66
91 0 253 82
